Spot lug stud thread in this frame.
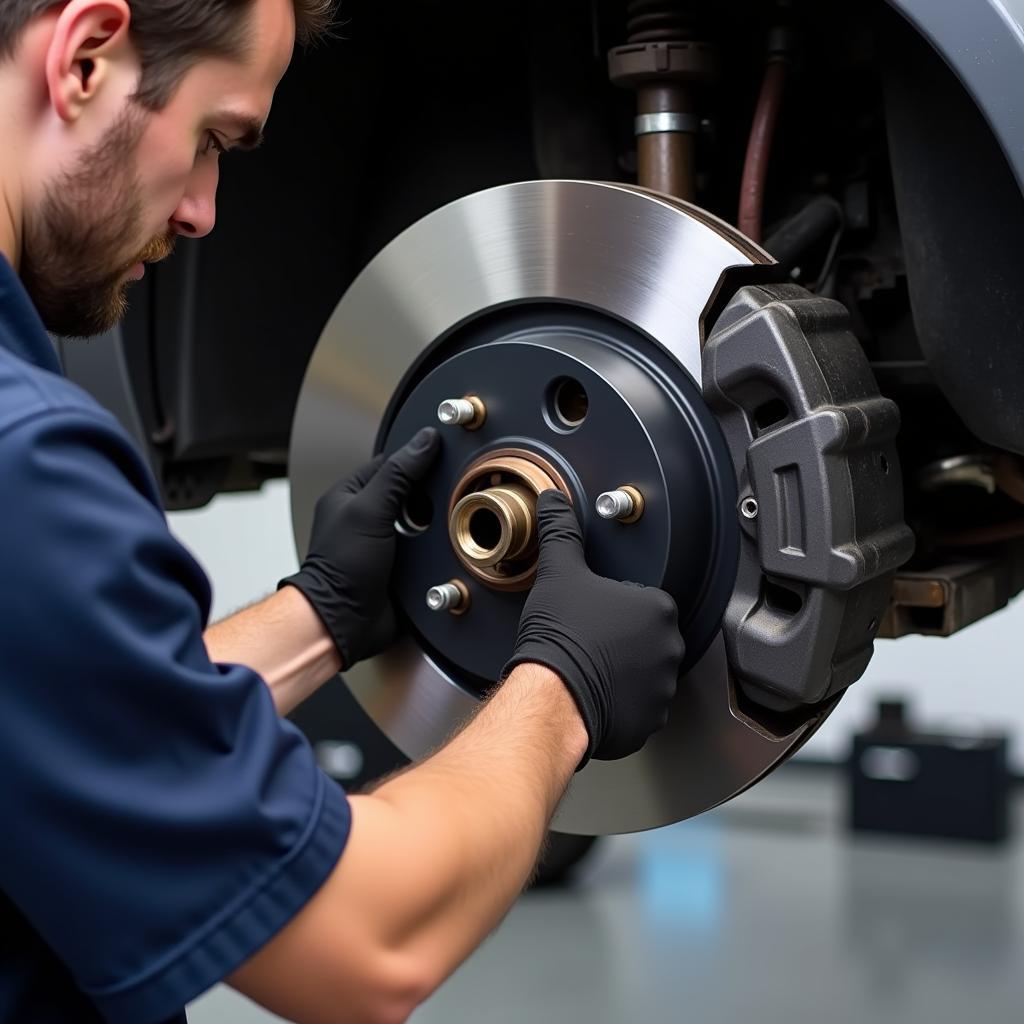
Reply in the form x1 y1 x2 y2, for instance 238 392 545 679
595 486 645 523
437 396 486 430
426 579 470 615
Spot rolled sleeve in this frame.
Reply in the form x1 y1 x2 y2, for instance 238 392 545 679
0 408 350 1023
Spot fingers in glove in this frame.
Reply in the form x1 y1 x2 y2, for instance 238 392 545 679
652 588 680 626
647 588 685 664
535 490 587 571
341 453 388 495
359 427 442 519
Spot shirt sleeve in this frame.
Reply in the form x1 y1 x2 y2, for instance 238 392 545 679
0 406 350 1024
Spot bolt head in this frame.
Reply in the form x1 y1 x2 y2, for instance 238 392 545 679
741 497 759 520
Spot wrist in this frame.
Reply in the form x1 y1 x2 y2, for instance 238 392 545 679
504 662 590 767
275 585 344 664
204 586 342 717
278 575 351 668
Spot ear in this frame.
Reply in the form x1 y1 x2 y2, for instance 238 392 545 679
45 0 133 124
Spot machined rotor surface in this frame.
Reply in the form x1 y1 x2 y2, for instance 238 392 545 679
289 180 836 835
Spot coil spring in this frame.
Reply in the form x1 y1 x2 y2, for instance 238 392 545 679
625 0 694 43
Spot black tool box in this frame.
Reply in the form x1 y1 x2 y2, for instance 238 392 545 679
848 699 1011 844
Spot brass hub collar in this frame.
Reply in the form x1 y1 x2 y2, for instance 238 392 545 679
453 485 536 568
448 450 571 590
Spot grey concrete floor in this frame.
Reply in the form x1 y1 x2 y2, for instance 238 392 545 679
190 766 1024 1023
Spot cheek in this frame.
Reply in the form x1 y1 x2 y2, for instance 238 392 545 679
135 129 197 221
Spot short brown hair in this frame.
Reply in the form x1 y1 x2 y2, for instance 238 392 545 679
0 1 334 108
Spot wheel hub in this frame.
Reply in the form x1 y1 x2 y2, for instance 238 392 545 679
447 449 567 590
288 180 910 834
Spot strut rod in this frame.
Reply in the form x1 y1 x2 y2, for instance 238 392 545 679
609 1 716 202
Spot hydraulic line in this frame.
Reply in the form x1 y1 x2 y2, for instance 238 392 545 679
738 26 796 243
738 59 787 242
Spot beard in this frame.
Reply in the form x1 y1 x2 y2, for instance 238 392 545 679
21 105 176 339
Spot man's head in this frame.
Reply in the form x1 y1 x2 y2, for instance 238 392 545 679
0 0 332 336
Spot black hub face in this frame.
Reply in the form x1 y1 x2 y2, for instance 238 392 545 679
380 307 739 694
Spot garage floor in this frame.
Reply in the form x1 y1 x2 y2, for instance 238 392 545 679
189 766 1024 1024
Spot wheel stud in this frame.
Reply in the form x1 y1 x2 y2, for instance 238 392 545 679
426 580 470 615
437 396 486 429
595 486 645 523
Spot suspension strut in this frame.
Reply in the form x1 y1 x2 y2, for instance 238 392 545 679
608 0 717 201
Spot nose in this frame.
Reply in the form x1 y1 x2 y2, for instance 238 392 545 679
170 159 219 239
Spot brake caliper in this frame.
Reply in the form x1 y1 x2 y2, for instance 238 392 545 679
704 283 916 714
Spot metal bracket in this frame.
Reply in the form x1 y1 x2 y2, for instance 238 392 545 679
880 550 1024 638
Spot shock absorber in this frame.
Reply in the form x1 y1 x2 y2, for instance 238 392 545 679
608 0 717 202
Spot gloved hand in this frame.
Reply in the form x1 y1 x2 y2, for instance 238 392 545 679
502 490 684 766
281 427 441 668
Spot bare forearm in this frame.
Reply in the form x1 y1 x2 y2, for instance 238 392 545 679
204 587 341 714
230 663 588 1024
342 664 586 985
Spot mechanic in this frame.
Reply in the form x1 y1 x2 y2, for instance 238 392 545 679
0 2 686 1022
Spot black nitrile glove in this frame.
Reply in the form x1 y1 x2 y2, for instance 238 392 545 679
281 427 441 668
502 490 685 765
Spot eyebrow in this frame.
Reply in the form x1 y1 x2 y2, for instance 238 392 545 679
216 113 266 151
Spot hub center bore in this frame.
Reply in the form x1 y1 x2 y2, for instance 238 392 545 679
454 486 535 566
447 450 569 590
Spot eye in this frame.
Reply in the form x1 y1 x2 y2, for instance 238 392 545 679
199 131 227 158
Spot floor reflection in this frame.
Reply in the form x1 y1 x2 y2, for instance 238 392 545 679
413 767 1024 1024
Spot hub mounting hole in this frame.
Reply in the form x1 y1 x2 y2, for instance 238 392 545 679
398 489 434 536
547 377 589 431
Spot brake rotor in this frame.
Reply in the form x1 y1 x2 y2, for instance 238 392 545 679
289 180 910 835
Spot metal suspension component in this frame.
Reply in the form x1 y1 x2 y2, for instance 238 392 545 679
624 0 692 42
289 180 910 835
608 1 716 200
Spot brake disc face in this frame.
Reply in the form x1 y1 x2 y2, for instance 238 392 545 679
289 180 910 835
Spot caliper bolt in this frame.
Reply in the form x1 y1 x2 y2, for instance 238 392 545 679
437 396 486 430
425 579 470 616
740 496 759 520
595 486 645 524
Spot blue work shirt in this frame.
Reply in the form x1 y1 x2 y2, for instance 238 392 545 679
0 255 350 1023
